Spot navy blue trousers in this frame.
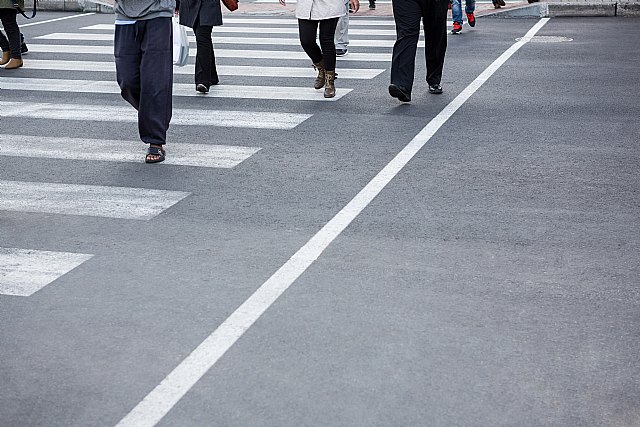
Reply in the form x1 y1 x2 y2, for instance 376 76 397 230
391 0 448 93
114 17 173 145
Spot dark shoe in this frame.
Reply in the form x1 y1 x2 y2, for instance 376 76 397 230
451 22 462 34
389 84 411 102
20 33 28 55
336 48 348 57
428 84 443 94
196 83 209 93
145 145 166 164
498 0 506 5
369 0 375 8
466 11 475 27
492 0 501 8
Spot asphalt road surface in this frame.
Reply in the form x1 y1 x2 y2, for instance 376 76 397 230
1 11 639 427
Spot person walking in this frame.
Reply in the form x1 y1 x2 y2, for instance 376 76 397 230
280 0 360 98
113 0 174 163
0 0 24 69
388 0 448 102
335 0 349 56
450 0 475 34
177 0 222 93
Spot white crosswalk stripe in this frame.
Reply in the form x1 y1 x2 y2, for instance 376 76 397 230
23 44 392 61
0 135 261 168
0 101 311 129
0 248 94 297
21 60 385 79
36 33 409 47
0 180 190 220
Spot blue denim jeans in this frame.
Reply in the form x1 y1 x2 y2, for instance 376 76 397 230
451 0 475 24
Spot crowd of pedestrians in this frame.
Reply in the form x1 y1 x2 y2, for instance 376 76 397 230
1 0 495 163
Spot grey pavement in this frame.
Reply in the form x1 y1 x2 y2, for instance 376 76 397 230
1 9 639 427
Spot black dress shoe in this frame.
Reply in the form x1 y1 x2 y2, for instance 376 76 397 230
389 84 411 102
428 83 443 94
196 83 209 93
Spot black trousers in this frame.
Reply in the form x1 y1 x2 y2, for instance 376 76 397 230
0 9 21 59
114 18 173 146
391 0 448 92
193 19 218 87
298 18 339 71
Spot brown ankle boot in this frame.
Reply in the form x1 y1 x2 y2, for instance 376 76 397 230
313 61 325 90
324 70 336 98
4 58 23 69
0 51 10 65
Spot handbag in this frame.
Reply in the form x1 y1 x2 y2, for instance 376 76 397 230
172 16 190 67
222 0 238 12
14 0 37 19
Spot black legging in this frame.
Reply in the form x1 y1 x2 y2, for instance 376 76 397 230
0 9 21 59
298 18 339 72
193 17 218 87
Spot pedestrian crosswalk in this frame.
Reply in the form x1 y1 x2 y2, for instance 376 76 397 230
0 14 398 296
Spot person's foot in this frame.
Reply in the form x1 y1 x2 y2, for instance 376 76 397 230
451 22 462 34
466 11 475 27
389 84 411 102
492 0 501 7
4 58 23 69
336 48 348 57
145 144 166 163
428 84 443 94
369 0 375 8
498 0 506 5
196 83 209 93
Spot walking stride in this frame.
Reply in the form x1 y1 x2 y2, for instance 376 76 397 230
281 0 359 98
113 0 175 163
388 0 448 102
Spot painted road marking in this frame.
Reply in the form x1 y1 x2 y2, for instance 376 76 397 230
0 180 190 220
23 44 391 61
20 60 385 79
0 135 261 169
0 101 311 130
0 248 93 297
41 27 400 36
80 19 402 29
0 78 352 101
115 17 552 427
36 33 406 48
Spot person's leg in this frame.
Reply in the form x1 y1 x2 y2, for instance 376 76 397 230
390 0 422 94
319 17 339 97
193 19 214 89
0 30 9 52
423 0 449 87
138 17 173 149
465 0 476 14
298 19 322 64
334 0 349 55
114 23 142 111
0 10 22 61
318 18 339 71
451 0 462 25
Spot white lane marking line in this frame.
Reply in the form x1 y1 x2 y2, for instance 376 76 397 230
22 60 385 79
0 135 261 168
0 180 190 220
0 248 93 297
37 34 410 48
0 101 311 130
0 78 352 101
23 44 391 61
115 17 551 427
16 13 95 28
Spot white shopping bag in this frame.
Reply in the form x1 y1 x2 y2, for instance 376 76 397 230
172 16 189 67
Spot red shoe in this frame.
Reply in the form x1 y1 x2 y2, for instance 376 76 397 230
451 22 462 34
466 12 475 27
